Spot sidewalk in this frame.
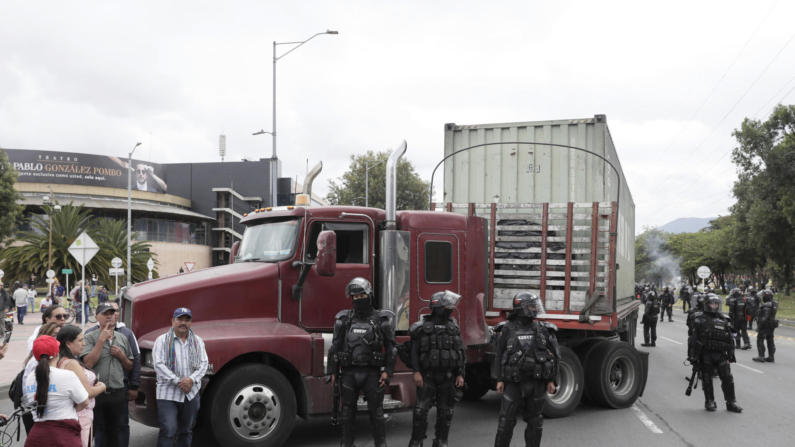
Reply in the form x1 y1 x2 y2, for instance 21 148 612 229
0 312 99 396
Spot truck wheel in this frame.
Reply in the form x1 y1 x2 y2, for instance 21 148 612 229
543 347 583 418
585 341 642 409
574 339 607 406
207 364 296 447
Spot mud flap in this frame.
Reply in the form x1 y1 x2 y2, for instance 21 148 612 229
637 348 649 397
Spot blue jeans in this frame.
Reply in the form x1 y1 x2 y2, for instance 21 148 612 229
27 297 35 311
17 305 26 323
92 285 97 297
75 302 90 323
157 395 200 447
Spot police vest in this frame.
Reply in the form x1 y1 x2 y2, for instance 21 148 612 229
698 316 733 352
759 301 779 330
645 300 660 318
731 297 746 321
411 318 464 371
339 315 386 368
501 321 555 382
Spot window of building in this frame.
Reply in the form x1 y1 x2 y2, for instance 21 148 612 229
425 241 453 284
305 222 369 264
134 218 209 245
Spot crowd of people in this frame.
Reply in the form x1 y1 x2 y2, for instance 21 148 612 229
636 281 780 414
0 295 208 447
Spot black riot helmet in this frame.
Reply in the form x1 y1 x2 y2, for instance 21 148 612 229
644 287 650 292
747 286 756 295
705 293 721 314
694 292 705 311
663 286 669 293
512 292 545 319
647 290 658 300
760 289 774 303
730 288 742 298
345 277 372 298
430 291 462 309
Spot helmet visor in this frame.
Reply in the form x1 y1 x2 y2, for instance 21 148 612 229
521 299 545 316
345 278 372 297
438 290 462 308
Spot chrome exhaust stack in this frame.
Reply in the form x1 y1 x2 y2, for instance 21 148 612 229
295 161 322 206
379 140 410 330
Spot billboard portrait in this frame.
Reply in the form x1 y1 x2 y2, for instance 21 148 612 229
5 149 168 194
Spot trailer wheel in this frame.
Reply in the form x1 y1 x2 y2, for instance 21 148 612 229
543 347 583 418
207 364 296 447
574 339 607 405
585 341 642 409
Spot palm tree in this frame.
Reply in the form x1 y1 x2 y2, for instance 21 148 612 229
0 202 158 290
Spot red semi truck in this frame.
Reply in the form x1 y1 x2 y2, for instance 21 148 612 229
123 138 646 447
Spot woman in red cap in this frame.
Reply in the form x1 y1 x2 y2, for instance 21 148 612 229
24 335 90 447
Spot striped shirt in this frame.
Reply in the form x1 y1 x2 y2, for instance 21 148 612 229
153 332 208 402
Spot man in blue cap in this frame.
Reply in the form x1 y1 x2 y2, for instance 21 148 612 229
152 307 208 447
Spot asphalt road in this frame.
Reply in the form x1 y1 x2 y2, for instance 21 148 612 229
1 316 792 446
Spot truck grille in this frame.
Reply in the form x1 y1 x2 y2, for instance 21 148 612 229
122 297 133 328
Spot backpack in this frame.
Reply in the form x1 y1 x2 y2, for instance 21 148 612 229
8 368 24 408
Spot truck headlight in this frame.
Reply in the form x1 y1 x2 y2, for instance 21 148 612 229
143 350 154 368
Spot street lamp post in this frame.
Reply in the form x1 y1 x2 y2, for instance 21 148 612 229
43 185 60 295
256 30 337 207
127 142 142 288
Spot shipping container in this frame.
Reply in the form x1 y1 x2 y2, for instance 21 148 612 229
441 115 635 312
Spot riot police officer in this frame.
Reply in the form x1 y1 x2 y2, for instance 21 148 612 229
493 292 560 447
328 278 397 447
641 290 660 347
726 288 751 350
680 284 692 313
660 287 675 322
641 286 651 304
408 291 466 447
746 287 759 330
687 294 742 413
752 290 778 363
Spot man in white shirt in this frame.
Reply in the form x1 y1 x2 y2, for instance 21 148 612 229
14 285 29 324
153 308 208 447
27 286 37 313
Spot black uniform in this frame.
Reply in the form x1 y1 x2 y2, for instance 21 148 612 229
746 290 759 330
493 316 560 447
329 306 397 447
408 312 466 447
641 294 660 346
687 297 742 412
753 293 778 363
680 286 691 312
660 290 675 322
726 292 751 349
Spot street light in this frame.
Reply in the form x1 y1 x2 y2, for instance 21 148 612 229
127 142 142 288
256 29 338 208
43 185 61 295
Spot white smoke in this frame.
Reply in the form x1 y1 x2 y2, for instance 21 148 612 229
643 231 681 287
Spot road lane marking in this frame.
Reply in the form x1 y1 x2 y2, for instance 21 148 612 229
734 363 764 374
631 404 663 434
658 336 683 345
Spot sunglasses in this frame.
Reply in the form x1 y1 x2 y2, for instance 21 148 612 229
52 314 68 320
136 169 147 174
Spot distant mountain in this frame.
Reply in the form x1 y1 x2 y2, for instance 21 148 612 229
657 217 716 234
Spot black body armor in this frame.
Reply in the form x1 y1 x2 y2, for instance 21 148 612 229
330 309 395 370
758 301 779 331
644 299 660 318
409 316 465 371
498 320 559 383
695 315 734 353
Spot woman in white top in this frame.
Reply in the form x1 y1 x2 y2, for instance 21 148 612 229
57 324 106 447
24 335 89 447
20 322 61 434
27 305 69 353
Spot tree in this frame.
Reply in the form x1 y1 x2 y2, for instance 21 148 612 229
634 226 680 285
0 202 158 288
731 104 795 295
0 147 24 243
326 150 431 210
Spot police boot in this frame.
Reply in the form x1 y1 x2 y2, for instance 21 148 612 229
494 417 516 447
742 344 752 350
651 337 656 347
339 406 356 447
703 379 716 411
432 408 453 447
370 408 387 447
764 357 775 363
524 416 543 447
752 357 766 362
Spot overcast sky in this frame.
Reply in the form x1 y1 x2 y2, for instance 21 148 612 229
2 0 794 232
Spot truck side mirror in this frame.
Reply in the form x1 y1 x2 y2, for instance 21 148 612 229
315 231 337 277
230 241 240 265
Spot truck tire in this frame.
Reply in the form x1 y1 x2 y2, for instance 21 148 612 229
585 341 642 409
573 338 607 406
543 346 583 418
206 364 297 447
462 364 491 401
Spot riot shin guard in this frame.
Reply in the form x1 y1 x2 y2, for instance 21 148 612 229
523 415 543 447
339 406 356 447
433 407 453 446
409 407 429 447
370 407 387 447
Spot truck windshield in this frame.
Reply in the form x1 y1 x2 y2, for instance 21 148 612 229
236 218 301 262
